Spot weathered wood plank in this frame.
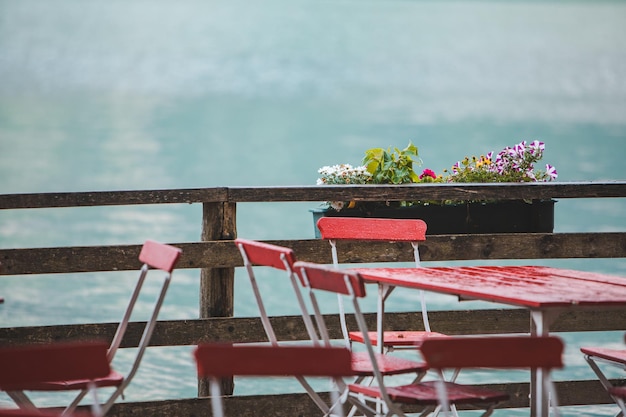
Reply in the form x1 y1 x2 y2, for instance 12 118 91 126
1 182 625 210
0 241 238 275
2 309 624 347
0 188 228 209
65 379 615 417
199 203 237 319
199 202 237 396
297 232 626 263
227 182 626 202
2 233 624 275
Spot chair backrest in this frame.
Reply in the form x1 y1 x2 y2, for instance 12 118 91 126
294 261 367 298
317 217 427 242
194 343 353 377
234 239 318 344
234 238 297 271
421 336 564 416
139 240 183 273
316 217 431 339
420 336 564 370
0 341 111 417
194 343 353 417
0 341 111 391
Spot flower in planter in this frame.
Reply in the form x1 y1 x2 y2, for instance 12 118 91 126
419 168 438 182
316 142 436 211
444 140 558 183
316 164 372 211
316 140 557 211
316 164 372 185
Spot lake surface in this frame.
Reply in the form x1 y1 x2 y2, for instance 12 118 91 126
1 1 625 415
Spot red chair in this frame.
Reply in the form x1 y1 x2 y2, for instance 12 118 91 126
3 240 182 416
0 341 111 417
235 238 315 346
293 261 564 417
234 238 428 415
580 333 626 417
234 238 331 413
317 217 448 353
194 343 353 417
416 337 563 417
294 261 434 416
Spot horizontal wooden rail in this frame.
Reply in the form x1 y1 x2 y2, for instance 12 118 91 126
84 379 617 417
1 181 625 209
1 233 624 275
2 309 625 347
227 181 626 202
0 188 228 209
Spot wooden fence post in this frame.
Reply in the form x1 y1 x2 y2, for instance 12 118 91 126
199 201 237 396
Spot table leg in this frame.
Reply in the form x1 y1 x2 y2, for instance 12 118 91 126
377 284 386 355
530 310 560 417
376 284 395 355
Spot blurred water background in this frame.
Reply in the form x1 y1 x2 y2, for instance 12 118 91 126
1 0 626 415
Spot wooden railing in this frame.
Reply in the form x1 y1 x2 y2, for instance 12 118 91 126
1 181 625 416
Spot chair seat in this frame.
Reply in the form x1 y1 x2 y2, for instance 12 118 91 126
25 370 124 391
581 347 626 366
349 331 450 347
349 380 509 405
351 351 428 377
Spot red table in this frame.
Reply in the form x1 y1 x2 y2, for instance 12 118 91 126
349 265 626 416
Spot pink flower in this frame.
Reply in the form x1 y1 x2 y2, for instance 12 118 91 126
420 169 437 180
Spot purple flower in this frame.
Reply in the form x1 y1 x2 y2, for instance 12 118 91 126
513 141 527 158
546 164 558 180
530 140 545 152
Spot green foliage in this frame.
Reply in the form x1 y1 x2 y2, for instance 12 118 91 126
362 142 421 184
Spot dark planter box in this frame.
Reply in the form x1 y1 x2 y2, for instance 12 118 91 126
311 200 555 238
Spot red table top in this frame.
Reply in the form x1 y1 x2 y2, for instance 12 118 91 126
350 266 626 309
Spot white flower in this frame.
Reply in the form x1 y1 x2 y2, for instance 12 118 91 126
329 201 345 211
317 164 372 185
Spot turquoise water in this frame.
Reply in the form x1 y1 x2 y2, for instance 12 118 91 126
1 0 626 415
